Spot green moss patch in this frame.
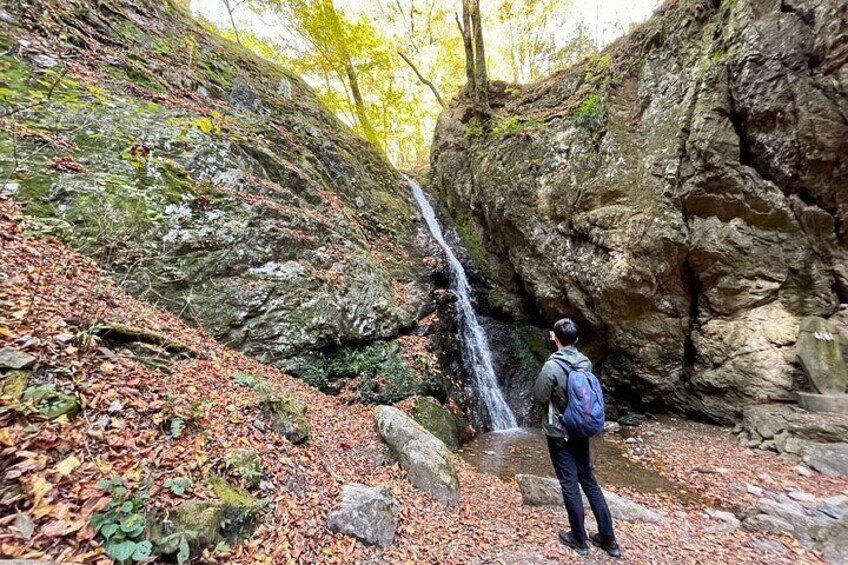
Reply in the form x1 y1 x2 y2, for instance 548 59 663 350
410 396 460 451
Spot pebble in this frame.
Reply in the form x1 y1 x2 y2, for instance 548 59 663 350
625 437 638 444
792 465 812 477
706 509 740 529
747 484 764 497
757 473 774 484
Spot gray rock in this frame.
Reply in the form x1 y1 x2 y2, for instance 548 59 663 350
514 474 664 523
0 348 36 370
796 317 848 394
746 484 763 497
788 491 817 504
706 509 740 531
31 54 58 70
742 514 795 535
802 443 848 476
824 495 848 510
430 0 848 424
757 497 808 528
515 473 562 507
816 504 844 520
358 444 397 468
0 7 20 26
326 483 400 547
374 406 459 506
742 535 786 555
229 76 262 111
742 404 848 456
603 421 621 433
797 391 848 415
261 396 310 444
793 465 813 477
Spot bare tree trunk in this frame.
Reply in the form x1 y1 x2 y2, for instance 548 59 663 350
457 3 475 92
344 60 380 148
470 0 489 116
397 49 445 108
222 0 242 46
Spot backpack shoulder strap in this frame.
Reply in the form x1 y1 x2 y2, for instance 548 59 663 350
551 357 575 377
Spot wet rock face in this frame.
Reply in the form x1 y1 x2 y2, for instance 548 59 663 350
431 0 848 422
1 0 432 371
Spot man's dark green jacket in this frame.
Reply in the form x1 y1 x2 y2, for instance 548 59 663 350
532 345 592 438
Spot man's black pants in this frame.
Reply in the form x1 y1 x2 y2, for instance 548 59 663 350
546 435 615 545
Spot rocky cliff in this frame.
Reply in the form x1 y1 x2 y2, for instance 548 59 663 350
431 0 848 422
0 0 455 405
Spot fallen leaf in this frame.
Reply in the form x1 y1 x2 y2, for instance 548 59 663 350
54 455 81 476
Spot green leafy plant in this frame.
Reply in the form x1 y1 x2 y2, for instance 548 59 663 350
233 372 256 388
158 530 198 565
89 476 152 564
164 477 192 496
170 417 185 438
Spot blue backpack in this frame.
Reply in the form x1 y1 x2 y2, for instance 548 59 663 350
552 359 605 438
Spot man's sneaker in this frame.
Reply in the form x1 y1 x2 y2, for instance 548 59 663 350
558 530 590 557
590 533 622 558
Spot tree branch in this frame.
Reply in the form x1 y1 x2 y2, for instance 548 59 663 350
397 49 444 108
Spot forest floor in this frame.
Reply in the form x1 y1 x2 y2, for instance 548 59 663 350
3 193 846 564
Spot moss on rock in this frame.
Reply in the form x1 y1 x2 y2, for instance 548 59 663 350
410 396 460 451
261 396 310 444
208 477 256 508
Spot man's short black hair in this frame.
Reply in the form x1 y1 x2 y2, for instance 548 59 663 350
553 318 579 345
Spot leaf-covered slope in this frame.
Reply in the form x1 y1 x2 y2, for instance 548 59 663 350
0 0 433 374
431 0 848 422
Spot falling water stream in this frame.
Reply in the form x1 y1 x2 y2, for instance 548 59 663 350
407 177 518 430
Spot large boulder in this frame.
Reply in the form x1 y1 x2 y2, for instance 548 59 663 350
797 317 848 394
430 0 848 422
326 483 400 547
515 474 664 523
409 396 460 451
741 404 848 454
802 443 848 476
741 489 848 563
373 405 459 506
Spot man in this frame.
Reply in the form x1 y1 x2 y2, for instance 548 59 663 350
533 318 621 558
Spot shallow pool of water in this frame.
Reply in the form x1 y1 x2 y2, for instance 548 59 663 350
458 428 689 502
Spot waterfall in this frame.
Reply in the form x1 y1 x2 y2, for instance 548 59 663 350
407 177 518 431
